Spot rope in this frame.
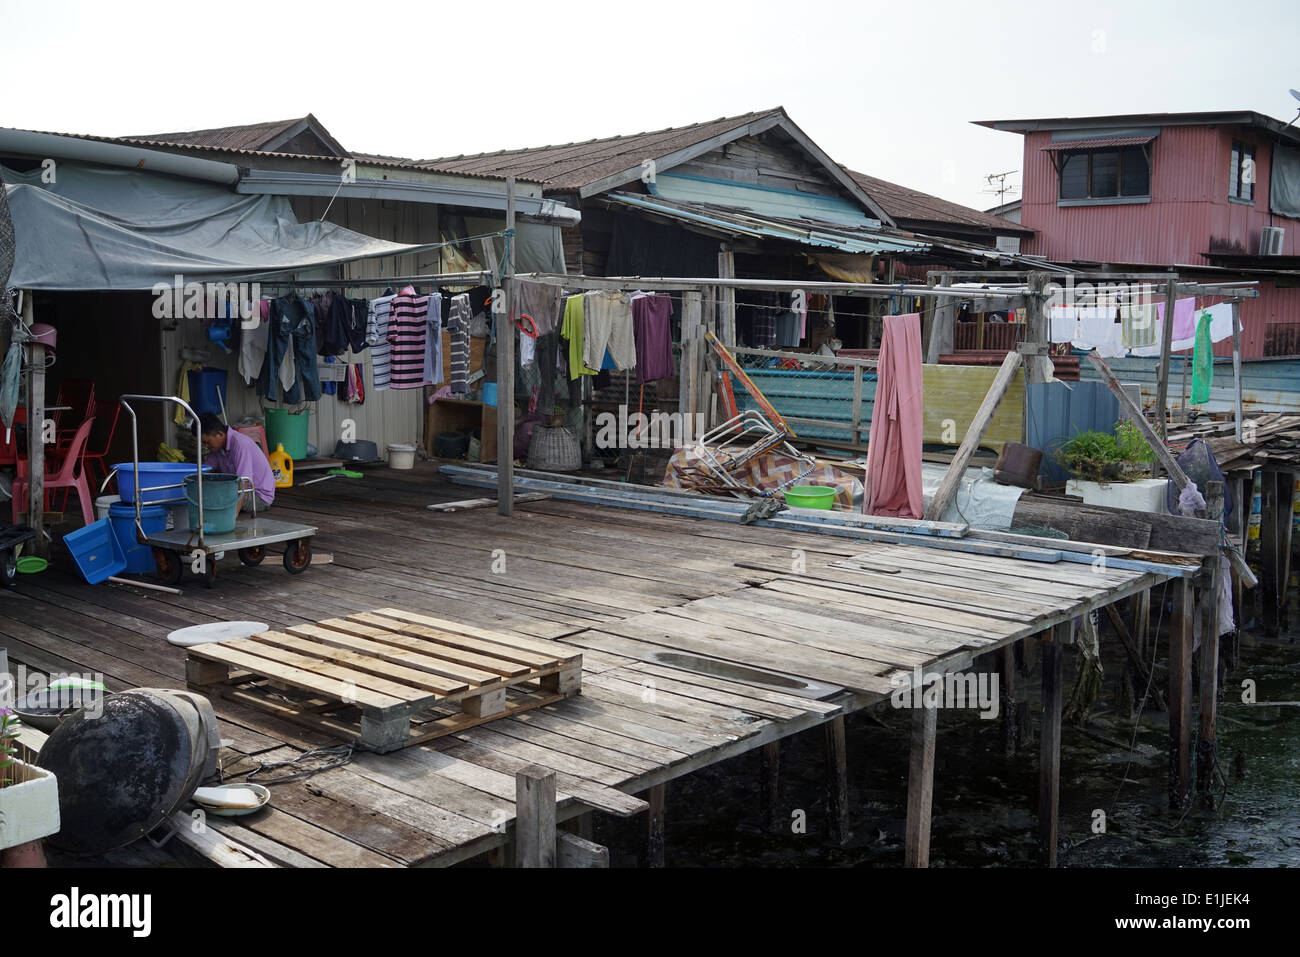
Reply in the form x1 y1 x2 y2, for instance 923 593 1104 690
244 745 355 785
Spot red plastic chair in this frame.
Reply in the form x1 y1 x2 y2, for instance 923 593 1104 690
12 417 96 526
80 400 122 491
54 378 96 450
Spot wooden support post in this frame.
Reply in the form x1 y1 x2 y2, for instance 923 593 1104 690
515 764 556 868
1039 622 1067 868
1168 577 1195 810
1155 275 1177 442
1198 483 1224 808
904 700 937 868
645 783 665 868
1260 470 1281 638
824 714 851 846
920 274 938 361
681 291 704 424
1102 601 1167 711
497 178 516 517
924 350 1022 521
23 292 46 554
1231 301 1244 443
717 248 736 348
999 644 1018 757
925 274 953 364
760 741 781 834
1278 472 1295 633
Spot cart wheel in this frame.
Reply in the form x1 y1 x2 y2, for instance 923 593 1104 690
0 549 16 587
153 547 183 585
199 559 218 589
238 546 266 566
283 538 312 574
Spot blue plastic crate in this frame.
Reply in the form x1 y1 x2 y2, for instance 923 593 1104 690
63 517 127 585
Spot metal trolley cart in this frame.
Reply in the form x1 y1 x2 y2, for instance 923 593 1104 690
119 394 318 587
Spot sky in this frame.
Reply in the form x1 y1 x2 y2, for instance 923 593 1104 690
2 0 1298 213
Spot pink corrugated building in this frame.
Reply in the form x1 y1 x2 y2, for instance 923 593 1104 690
976 111 1300 358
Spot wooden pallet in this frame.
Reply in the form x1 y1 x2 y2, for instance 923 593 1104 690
185 608 582 753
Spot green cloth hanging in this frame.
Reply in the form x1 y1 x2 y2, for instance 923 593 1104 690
1190 309 1214 405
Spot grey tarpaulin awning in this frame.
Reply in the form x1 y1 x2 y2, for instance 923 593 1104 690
2 161 450 290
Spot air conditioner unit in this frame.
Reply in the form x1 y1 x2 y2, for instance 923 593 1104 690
1260 226 1285 256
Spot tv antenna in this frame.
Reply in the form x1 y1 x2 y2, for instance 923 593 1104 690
982 169 1020 209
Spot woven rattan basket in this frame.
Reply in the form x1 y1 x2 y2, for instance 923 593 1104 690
527 425 581 472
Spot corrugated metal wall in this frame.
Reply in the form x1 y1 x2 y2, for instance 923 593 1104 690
1020 127 1300 357
1076 355 1300 414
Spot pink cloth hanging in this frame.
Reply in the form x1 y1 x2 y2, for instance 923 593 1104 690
1156 297 1197 341
865 313 925 519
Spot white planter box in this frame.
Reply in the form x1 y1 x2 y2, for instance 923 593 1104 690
1065 477 1168 514
0 760 60 850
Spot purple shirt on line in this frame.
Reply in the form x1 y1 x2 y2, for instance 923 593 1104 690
205 427 275 505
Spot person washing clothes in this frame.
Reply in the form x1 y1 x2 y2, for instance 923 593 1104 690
198 413 275 512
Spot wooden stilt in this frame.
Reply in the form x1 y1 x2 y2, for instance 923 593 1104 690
1278 472 1295 634
515 765 556 868
646 783 665 868
1198 483 1225 808
760 741 781 834
999 645 1018 757
1261 470 1281 637
1038 622 1067 867
903 701 937 868
1168 577 1195 810
824 715 851 845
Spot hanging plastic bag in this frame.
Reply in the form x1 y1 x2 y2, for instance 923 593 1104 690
1190 309 1213 405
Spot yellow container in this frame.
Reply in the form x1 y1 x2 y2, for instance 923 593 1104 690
269 443 294 489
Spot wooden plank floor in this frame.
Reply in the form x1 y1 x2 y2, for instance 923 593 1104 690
3 463 1173 867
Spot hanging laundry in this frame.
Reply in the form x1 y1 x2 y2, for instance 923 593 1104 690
387 286 431 390
448 293 472 396
1121 302 1159 352
258 294 320 403
1191 310 1215 405
366 294 395 391
520 327 537 368
632 293 675 383
345 298 370 354
865 314 924 519
515 279 562 336
422 292 443 387
239 299 270 385
561 294 598 379
583 290 636 372
175 360 204 425
317 293 352 357
1158 297 1198 342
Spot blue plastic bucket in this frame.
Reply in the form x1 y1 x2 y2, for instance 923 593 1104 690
108 503 169 575
63 518 127 584
481 382 499 407
184 472 241 534
187 368 228 416
114 462 211 504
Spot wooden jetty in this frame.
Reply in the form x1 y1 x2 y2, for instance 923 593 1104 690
4 465 1204 867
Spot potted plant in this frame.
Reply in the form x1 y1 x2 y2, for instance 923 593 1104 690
0 709 60 854
1055 423 1155 484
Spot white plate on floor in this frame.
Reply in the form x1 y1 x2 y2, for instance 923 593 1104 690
166 620 270 647
191 783 271 817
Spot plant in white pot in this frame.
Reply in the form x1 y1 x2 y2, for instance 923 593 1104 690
0 709 60 855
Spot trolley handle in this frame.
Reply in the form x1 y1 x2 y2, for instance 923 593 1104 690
118 394 207 548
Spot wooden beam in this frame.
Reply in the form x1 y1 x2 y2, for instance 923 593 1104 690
515 764 556 868
1023 271 1054 387
1168 577 1195 810
1155 275 1177 442
904 701 937 867
646 783 666 868
825 714 851 846
23 292 45 554
497 177 517 517
717 248 736 348
761 741 781 835
1231 301 1244 443
1198 481 1224 809
1260 470 1281 638
1085 352 1193 496
925 274 953 364
557 831 610 868
924 350 1022 521
919 274 938 361
1039 622 1067 867
999 645 1018 757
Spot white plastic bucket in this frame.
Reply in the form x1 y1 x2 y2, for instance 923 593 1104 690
95 494 121 521
387 443 416 470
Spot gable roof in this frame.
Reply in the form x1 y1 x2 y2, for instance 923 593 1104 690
419 108 894 224
131 113 348 156
847 170 1032 236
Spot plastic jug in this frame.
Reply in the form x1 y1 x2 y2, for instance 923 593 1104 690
269 443 294 489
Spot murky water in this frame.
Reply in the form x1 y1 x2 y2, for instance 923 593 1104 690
590 596 1300 867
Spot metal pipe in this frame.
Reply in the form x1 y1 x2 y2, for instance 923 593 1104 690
0 128 240 184
107 576 182 595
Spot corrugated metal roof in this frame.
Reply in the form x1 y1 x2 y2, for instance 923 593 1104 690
847 169 1033 235
417 110 784 190
602 192 929 254
131 117 313 152
1041 136 1155 151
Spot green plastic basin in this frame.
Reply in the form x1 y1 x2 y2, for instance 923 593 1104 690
783 485 837 510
